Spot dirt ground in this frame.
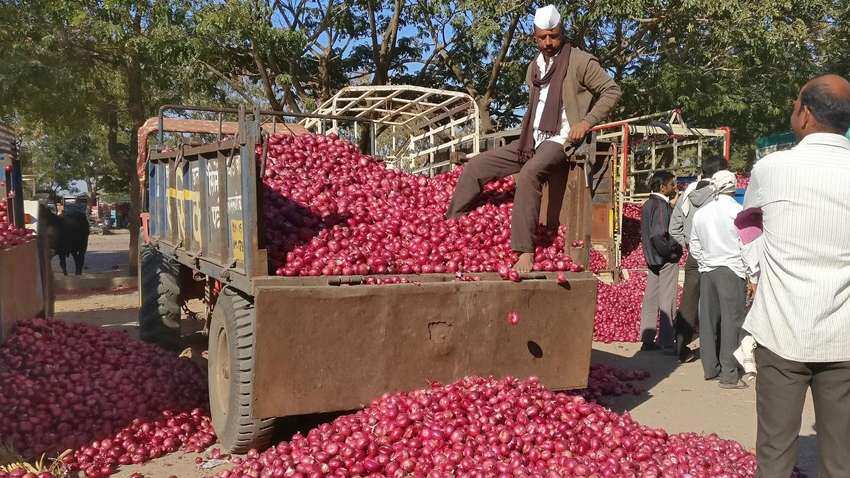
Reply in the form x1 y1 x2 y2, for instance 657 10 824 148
49 234 819 477
51 229 130 276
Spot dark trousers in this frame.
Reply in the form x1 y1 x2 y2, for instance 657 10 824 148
755 346 850 478
699 267 746 382
446 140 567 252
639 262 679 348
675 253 700 346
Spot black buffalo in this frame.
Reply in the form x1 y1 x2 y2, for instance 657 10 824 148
39 204 90 275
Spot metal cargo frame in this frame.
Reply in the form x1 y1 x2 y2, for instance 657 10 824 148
596 110 730 271
302 86 481 177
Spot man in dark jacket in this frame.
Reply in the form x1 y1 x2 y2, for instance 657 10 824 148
640 170 682 351
668 156 726 362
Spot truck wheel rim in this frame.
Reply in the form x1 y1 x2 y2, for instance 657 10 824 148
215 327 231 417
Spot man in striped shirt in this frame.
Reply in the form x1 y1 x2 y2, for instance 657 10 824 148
743 74 850 478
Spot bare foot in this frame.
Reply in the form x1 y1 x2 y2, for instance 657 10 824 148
512 252 534 273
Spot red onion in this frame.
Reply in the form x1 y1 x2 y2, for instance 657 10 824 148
594 272 647 342
594 272 684 343
260 134 700 344
576 363 649 403
1 319 804 478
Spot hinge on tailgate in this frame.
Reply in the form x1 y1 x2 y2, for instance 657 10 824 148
219 259 238 283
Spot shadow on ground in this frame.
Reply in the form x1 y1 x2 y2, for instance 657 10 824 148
56 307 140 337
52 251 130 274
590 345 682 413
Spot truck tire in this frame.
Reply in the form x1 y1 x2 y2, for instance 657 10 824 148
138 244 182 350
208 287 275 453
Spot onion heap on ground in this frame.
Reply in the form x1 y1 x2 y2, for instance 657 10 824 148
210 376 783 478
0 318 213 478
1 319 797 478
0 318 663 478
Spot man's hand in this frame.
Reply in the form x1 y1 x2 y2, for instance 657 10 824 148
568 120 592 144
747 281 757 299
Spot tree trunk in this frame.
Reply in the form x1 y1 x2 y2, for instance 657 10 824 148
476 97 494 134
87 177 98 210
318 49 332 103
125 58 147 276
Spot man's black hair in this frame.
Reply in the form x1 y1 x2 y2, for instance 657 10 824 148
701 155 726 178
801 82 850 133
649 170 675 193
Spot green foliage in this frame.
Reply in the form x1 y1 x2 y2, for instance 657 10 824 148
23 122 125 197
2 0 849 182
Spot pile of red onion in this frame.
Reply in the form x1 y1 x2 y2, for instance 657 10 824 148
736 174 750 190
209 375 780 478
260 134 596 277
0 201 33 250
594 272 647 343
0 222 33 249
0 318 213 478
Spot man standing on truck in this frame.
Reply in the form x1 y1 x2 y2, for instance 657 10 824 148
446 4 622 272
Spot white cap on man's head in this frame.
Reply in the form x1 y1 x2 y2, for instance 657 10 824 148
534 5 561 30
711 170 737 195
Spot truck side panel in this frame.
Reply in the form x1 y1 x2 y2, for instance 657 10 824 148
251 275 597 418
146 134 260 291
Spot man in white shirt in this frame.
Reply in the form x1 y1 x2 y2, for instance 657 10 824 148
689 170 748 388
667 155 725 362
743 74 850 478
446 5 621 272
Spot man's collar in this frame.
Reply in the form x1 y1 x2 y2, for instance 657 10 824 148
798 132 850 150
650 192 670 203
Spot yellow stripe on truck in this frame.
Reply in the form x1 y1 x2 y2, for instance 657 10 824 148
166 188 200 201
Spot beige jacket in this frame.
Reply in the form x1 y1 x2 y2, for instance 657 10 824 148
525 47 622 129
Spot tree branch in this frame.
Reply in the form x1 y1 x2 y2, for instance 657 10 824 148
252 45 282 109
483 9 522 101
198 60 254 103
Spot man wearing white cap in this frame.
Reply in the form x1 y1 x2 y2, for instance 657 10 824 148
447 4 621 272
689 170 749 389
